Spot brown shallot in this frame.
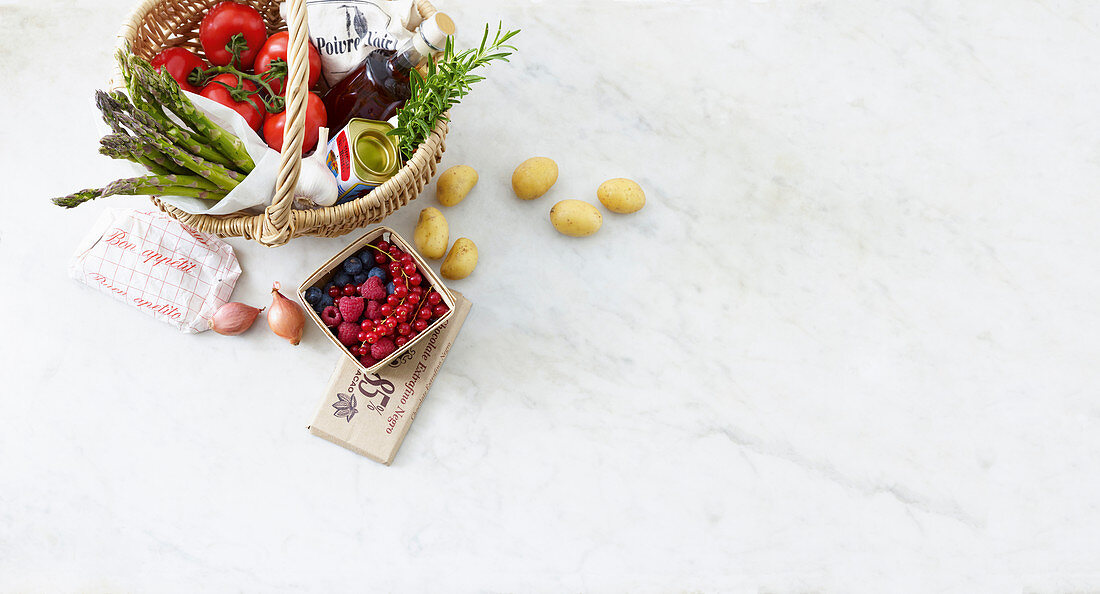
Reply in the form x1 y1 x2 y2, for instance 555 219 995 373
210 302 263 336
268 282 306 345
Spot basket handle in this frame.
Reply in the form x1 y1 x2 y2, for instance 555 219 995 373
260 0 310 247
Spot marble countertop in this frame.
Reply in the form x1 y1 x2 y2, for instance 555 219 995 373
3 0 1100 591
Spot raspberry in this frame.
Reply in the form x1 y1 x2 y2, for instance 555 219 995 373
320 305 342 327
360 354 379 368
371 337 396 360
338 296 364 323
337 322 360 345
361 276 387 300
365 299 383 321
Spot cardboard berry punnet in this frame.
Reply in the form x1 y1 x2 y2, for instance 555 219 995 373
297 226 458 376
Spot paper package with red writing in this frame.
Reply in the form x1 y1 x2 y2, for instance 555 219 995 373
68 209 241 333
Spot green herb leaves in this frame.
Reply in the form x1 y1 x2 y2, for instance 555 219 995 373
389 23 520 160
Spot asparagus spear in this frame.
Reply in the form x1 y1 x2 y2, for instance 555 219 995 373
131 60 255 173
99 133 181 176
52 189 104 209
117 55 205 138
100 144 173 175
108 108 245 191
97 90 237 171
100 175 225 200
51 176 227 209
100 134 226 184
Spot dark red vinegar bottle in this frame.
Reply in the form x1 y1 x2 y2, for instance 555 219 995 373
322 13 454 132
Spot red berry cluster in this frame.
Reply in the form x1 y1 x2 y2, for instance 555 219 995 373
316 239 450 368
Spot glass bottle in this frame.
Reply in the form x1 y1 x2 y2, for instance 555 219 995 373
322 13 454 132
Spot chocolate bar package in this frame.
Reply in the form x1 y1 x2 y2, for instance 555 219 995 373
308 291 471 464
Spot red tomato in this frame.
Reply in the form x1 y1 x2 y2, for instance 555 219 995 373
150 47 208 94
200 73 265 131
254 32 322 95
263 92 327 154
199 2 268 68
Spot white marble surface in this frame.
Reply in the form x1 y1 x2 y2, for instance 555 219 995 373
3 0 1100 591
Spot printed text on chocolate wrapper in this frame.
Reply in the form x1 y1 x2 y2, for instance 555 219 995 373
386 327 447 433
334 326 447 433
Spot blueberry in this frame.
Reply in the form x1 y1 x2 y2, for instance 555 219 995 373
333 272 351 287
386 281 395 295
318 294 334 311
367 267 387 282
342 256 364 275
353 272 369 285
305 287 323 305
324 281 336 293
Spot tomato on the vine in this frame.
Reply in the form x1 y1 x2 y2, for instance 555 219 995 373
150 47 208 94
200 73 266 131
198 2 268 68
254 32 322 95
263 92 327 154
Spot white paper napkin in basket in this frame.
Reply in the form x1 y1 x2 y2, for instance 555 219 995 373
157 91 282 216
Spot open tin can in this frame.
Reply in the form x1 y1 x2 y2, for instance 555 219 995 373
325 119 402 204
298 226 457 375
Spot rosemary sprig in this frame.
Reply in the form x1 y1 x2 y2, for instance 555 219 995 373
389 23 520 159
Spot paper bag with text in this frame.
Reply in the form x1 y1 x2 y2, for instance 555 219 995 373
308 292 471 464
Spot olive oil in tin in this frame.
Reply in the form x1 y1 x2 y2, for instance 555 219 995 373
325 119 402 204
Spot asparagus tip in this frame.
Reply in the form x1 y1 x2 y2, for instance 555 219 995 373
52 188 102 209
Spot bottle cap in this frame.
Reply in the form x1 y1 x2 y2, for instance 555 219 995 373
418 13 455 52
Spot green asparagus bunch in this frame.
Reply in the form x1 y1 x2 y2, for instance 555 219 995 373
52 50 254 209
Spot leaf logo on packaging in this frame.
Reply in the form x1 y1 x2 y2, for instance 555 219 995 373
332 392 358 422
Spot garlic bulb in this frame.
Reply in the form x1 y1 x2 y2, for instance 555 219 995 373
293 127 339 209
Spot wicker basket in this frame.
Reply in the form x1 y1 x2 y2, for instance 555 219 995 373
113 0 448 247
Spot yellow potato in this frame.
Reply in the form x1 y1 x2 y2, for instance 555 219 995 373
549 200 602 237
511 157 558 200
441 238 478 280
597 178 646 214
413 207 449 259
436 165 478 207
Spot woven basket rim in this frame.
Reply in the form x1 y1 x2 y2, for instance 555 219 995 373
113 0 446 246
